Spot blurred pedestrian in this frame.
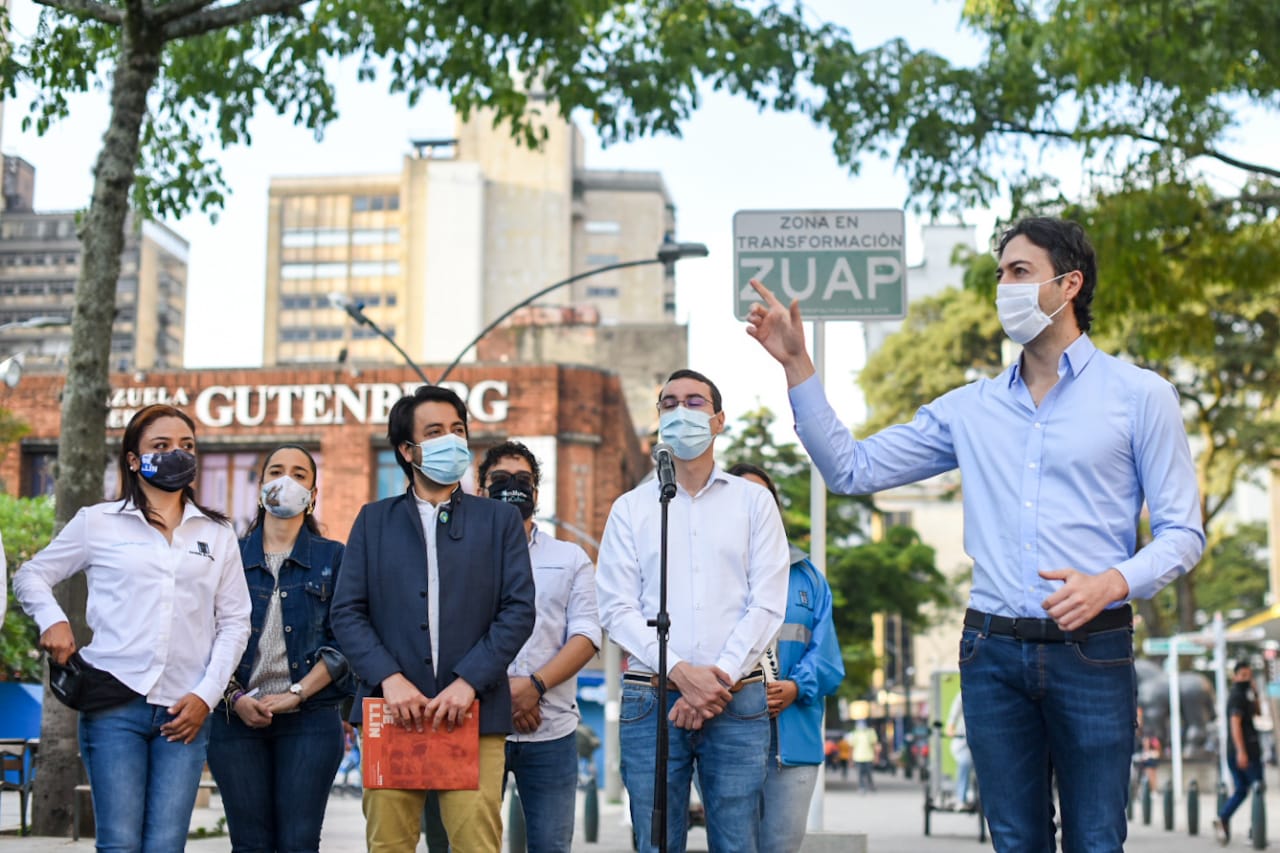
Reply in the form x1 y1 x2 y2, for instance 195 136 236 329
1216 661 1263 845
849 721 878 793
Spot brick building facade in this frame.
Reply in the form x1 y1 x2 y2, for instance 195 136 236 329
0 363 648 554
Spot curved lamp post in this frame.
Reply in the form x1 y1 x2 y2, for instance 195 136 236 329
327 293 432 386
435 241 709 384
0 316 73 387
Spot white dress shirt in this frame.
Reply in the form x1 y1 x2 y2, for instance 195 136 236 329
412 491 445 675
595 467 789 681
13 500 251 710
508 526 601 743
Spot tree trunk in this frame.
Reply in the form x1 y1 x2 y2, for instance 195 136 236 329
32 20 162 837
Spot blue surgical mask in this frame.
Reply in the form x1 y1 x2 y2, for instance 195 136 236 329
414 434 472 485
659 407 715 460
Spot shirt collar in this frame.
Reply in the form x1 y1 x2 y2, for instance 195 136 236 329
111 499 208 525
1007 333 1097 388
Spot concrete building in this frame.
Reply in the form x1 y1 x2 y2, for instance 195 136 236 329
0 156 188 371
262 108 683 431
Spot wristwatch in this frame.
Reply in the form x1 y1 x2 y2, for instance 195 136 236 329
289 683 305 701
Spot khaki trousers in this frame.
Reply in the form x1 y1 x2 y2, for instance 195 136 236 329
363 733 506 853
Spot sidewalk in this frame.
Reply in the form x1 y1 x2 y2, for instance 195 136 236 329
3 768 1275 850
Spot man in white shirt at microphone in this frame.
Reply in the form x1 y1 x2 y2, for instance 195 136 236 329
596 369 790 853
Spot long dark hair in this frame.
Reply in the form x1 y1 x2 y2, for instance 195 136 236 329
118 404 228 527
727 462 782 509
243 444 323 537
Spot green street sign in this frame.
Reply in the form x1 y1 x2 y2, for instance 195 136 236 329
1142 638 1209 656
733 209 907 321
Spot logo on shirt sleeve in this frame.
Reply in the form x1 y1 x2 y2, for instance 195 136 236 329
188 541 214 561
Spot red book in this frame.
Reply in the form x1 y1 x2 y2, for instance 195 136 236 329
361 698 480 790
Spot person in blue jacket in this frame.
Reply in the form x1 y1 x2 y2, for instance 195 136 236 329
208 444 350 853
729 463 845 853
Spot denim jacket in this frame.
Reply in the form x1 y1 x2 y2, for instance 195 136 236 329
231 525 351 707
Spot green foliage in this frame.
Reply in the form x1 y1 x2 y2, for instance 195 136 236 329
827 525 954 693
1150 522 1268 630
0 494 56 682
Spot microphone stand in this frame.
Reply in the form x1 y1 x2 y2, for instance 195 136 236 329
647 476 675 852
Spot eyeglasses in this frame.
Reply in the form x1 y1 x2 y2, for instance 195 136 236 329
657 394 711 411
486 471 535 490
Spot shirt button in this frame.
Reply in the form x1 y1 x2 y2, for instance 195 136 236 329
1028 463 1036 469
1034 422 1042 429
1024 544 1032 551
420 590 428 598
291 663 299 670
284 626 292 633
421 623 429 631
280 591 288 598
1025 501 1032 508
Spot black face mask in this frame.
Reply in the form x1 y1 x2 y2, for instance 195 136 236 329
138 449 198 492
488 473 535 520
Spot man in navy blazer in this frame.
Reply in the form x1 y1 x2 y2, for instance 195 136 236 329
332 384 535 853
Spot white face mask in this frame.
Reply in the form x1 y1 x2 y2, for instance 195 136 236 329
260 474 313 519
995 271 1073 345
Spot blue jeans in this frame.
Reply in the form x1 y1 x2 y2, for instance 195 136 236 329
620 682 769 853
959 626 1135 853
1219 747 1264 824
206 703 345 852
78 696 213 853
760 722 818 853
503 732 578 852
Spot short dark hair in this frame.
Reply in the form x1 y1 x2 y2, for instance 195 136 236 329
727 462 780 508
387 385 469 481
996 217 1097 333
478 440 542 490
1234 660 1253 675
663 368 722 413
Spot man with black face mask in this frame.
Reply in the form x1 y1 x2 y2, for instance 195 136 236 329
478 440 601 853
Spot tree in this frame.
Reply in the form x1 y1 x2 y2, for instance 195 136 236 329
0 0 902 833
0 495 56 683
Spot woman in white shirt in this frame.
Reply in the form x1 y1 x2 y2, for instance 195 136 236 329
13 404 251 853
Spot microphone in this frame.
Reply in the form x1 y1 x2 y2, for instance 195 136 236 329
651 442 677 500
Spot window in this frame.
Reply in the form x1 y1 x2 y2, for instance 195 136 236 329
586 286 619 298
352 228 400 246
281 262 347 280
281 327 312 342
352 196 370 212
376 449 407 499
585 253 619 267
584 220 620 234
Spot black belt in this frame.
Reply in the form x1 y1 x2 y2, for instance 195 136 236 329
623 668 765 693
964 605 1132 643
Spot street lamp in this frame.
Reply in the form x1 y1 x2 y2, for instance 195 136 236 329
0 316 72 387
327 293 432 386
0 315 72 334
435 240 709 384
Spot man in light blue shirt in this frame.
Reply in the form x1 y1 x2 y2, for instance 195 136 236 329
746 217 1204 852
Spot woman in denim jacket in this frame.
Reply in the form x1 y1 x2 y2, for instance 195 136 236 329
208 445 350 852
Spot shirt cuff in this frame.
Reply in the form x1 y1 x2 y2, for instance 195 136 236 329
30 603 70 636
